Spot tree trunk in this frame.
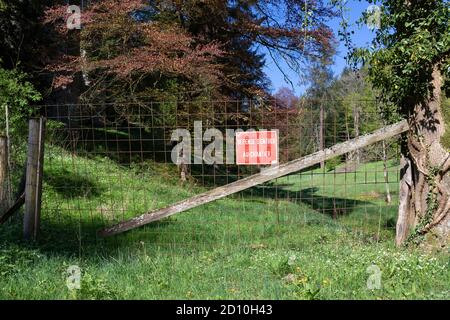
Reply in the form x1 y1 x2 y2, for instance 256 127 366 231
179 161 188 182
345 106 353 163
396 67 450 249
319 104 325 169
178 146 189 182
382 140 392 204
0 136 10 213
353 105 361 164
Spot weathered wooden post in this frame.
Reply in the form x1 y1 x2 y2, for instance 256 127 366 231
24 117 46 241
0 135 9 213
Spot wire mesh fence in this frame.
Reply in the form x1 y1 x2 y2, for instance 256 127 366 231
4 99 401 251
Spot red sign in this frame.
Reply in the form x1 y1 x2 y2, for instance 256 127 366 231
236 130 278 165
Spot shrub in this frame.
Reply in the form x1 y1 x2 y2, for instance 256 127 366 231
325 156 342 172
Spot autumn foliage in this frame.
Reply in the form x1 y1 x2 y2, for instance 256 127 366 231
41 0 336 102
42 0 223 92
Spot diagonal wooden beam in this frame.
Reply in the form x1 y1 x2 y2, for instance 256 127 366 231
0 193 25 225
98 120 409 237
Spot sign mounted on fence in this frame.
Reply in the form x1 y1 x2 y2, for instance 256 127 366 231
236 130 279 165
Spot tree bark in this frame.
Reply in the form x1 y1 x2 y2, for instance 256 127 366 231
179 161 188 182
353 104 361 164
0 136 10 213
345 106 353 163
319 103 325 169
382 140 392 204
396 66 450 249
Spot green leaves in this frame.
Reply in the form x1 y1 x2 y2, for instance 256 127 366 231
0 66 41 136
0 68 41 106
351 0 450 111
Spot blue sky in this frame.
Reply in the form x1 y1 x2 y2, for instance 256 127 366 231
264 0 376 95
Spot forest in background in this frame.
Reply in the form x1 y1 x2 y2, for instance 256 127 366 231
0 1 409 179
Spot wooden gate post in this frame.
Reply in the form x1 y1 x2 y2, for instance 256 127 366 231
24 117 46 241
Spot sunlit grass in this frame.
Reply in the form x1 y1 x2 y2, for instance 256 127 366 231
0 146 448 300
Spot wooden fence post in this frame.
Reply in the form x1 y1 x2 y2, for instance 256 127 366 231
0 135 9 213
24 117 46 241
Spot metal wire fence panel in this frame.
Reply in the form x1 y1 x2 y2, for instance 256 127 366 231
29 100 400 249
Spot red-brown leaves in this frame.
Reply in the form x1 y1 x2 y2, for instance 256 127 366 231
41 0 336 99
43 0 145 32
95 39 223 79
42 0 223 89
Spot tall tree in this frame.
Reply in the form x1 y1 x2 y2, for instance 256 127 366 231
0 1 43 69
354 0 450 247
42 0 224 103
41 0 337 103
304 45 336 168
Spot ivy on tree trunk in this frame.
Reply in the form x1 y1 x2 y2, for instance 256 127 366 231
397 67 450 248
350 0 450 248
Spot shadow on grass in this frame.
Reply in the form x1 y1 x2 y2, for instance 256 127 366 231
0 168 394 259
44 168 103 199
50 124 170 165
243 184 372 218
0 215 178 259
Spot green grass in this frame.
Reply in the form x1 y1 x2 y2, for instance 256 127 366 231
0 146 448 300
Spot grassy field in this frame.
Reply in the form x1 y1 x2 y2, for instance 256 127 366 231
0 146 449 300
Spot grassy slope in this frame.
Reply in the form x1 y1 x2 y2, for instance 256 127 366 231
0 146 448 300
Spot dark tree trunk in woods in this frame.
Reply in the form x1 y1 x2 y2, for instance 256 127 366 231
353 105 361 164
382 140 392 204
396 67 450 248
319 104 325 169
179 161 189 182
0 136 10 212
178 145 189 182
